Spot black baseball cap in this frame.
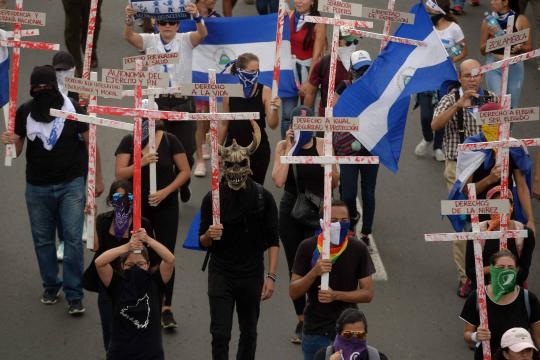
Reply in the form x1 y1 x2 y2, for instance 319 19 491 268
52 51 75 71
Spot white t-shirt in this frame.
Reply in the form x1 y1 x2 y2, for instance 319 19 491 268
140 32 194 86
436 21 465 49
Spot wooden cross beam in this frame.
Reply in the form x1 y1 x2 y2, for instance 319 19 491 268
1 2 60 166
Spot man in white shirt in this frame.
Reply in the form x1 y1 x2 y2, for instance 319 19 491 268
124 3 208 202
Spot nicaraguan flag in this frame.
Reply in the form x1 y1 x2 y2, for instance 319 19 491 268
333 2 457 172
182 14 296 98
447 133 532 231
0 29 9 107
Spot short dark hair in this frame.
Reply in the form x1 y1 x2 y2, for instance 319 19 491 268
106 180 133 206
319 199 350 217
336 308 368 334
490 249 517 266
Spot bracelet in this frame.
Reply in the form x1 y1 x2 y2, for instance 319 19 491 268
194 15 203 23
125 16 134 26
471 332 478 343
266 272 277 282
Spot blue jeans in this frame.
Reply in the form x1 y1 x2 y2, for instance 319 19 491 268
485 54 524 109
280 96 299 139
302 333 332 360
256 0 278 14
25 176 85 301
339 148 380 235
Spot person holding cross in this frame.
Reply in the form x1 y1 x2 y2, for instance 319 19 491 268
1 65 104 315
290 200 375 360
124 2 208 202
432 58 498 298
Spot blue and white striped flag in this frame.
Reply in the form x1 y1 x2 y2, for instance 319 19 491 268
182 14 296 98
334 2 457 172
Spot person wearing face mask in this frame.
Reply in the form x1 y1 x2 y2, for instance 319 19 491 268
460 250 540 359
480 0 533 109
495 327 539 360
115 109 191 330
83 180 158 352
95 228 175 360
279 0 326 139
290 200 375 360
272 105 339 344
124 3 208 203
432 59 498 298
464 186 535 291
1 65 104 315
304 27 358 117
199 123 279 360
313 308 387 360
219 52 281 185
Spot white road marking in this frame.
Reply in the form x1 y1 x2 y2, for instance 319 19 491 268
356 197 388 281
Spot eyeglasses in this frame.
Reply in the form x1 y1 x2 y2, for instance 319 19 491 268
461 73 480 79
157 20 179 26
123 261 148 269
112 192 133 202
341 330 366 340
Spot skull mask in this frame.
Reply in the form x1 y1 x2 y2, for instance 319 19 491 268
219 121 261 191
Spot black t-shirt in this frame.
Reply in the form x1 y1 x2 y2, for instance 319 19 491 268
95 211 159 269
198 180 279 278
115 132 185 208
227 83 268 145
15 98 88 185
106 269 166 360
465 226 535 288
293 236 375 337
284 141 324 197
313 346 388 360
460 287 540 359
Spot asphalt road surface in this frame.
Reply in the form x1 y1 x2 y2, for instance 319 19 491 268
1 0 540 359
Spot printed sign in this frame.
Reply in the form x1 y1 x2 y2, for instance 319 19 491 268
486 29 529 53
476 107 539 125
102 68 169 88
292 116 360 132
64 77 123 99
318 0 363 17
440 199 510 216
0 9 46 26
123 52 179 69
129 0 190 21
361 7 415 24
184 83 244 97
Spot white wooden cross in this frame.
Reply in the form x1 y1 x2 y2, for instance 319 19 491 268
0 3 60 166
281 116 379 289
425 185 527 359
92 68 259 235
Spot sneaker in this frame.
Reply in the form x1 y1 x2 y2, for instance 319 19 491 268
469 0 479 5
451 5 463 15
41 288 61 305
434 149 446 162
68 299 86 315
414 139 432 156
202 143 211 160
360 234 370 247
56 241 64 262
290 321 303 344
161 310 178 329
194 161 206 177
180 184 191 203
457 279 472 298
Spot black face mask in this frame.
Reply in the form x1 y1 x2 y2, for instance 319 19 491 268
30 89 64 123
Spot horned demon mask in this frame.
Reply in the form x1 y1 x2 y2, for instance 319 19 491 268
218 121 261 191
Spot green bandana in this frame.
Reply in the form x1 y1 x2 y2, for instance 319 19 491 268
490 266 517 302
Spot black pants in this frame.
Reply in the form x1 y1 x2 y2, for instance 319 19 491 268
208 271 263 360
61 0 102 74
98 284 112 352
418 92 444 150
142 199 179 307
249 139 271 185
278 191 315 315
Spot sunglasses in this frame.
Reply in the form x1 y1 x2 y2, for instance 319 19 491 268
112 192 134 202
157 20 179 26
341 330 366 340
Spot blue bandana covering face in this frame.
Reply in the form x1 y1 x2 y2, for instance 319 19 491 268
237 69 259 98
